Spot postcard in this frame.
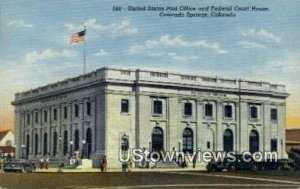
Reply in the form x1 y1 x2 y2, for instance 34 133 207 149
0 0 299 189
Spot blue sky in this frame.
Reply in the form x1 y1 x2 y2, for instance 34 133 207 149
0 0 300 128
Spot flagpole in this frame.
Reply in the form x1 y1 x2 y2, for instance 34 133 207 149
83 26 87 74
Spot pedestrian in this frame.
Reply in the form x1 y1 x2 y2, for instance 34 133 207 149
40 157 44 169
100 156 104 172
45 155 49 169
192 155 197 168
101 155 107 172
127 159 132 172
0 159 3 173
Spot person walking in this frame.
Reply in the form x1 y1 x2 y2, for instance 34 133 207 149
101 155 107 172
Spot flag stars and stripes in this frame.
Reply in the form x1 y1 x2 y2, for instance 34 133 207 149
70 29 86 44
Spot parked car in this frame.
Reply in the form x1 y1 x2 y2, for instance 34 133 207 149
260 158 296 171
207 154 260 172
3 159 35 173
288 150 300 170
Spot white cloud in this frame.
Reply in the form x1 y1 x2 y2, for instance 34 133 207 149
237 40 266 49
65 19 137 37
267 52 300 72
26 49 78 63
125 35 227 54
167 53 199 61
94 49 109 56
7 20 34 28
241 29 281 43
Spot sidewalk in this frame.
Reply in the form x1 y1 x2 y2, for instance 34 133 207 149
36 165 207 173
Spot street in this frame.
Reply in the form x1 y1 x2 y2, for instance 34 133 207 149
1 171 300 189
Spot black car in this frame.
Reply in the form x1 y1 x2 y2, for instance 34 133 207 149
3 159 35 173
207 154 260 172
260 158 296 171
288 150 300 170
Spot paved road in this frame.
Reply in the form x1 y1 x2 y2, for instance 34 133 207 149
0 171 300 189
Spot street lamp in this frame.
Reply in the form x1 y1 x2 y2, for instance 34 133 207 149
58 136 63 172
82 140 86 159
70 140 73 158
21 144 26 159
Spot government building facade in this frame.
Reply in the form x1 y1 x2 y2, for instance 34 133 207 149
12 67 289 168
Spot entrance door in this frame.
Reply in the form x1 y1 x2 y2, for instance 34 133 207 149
152 127 163 151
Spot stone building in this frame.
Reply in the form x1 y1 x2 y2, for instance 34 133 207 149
12 67 288 168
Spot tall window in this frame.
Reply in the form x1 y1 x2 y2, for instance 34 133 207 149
271 139 278 152
63 130 68 156
121 99 129 113
152 127 163 151
26 114 30 125
205 103 213 117
53 132 58 156
74 129 80 151
182 128 193 153
44 110 48 122
121 135 129 151
184 102 192 116
86 128 92 159
271 108 278 121
250 106 258 119
223 129 233 152
224 104 232 118
35 134 39 156
26 135 30 158
35 112 39 123
87 102 91 116
43 133 48 156
64 106 68 119
53 108 57 121
74 104 79 117
249 130 259 153
153 100 163 115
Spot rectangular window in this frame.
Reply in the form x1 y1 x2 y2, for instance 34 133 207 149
271 108 278 121
64 106 68 119
121 99 129 113
184 102 192 116
153 100 163 115
74 104 79 117
53 108 57 121
250 106 258 119
44 110 48 122
26 114 30 125
87 102 91 116
224 105 232 118
207 141 210 149
271 139 278 152
35 112 39 123
205 103 213 117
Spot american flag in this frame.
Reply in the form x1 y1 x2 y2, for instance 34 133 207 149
69 29 86 44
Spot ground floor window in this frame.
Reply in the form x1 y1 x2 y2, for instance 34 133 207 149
43 133 48 156
74 129 79 151
271 139 278 152
86 128 92 159
53 132 58 156
249 130 259 153
182 128 193 153
152 127 163 151
63 130 68 155
223 129 233 152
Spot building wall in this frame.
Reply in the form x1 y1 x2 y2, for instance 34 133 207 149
12 67 288 168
